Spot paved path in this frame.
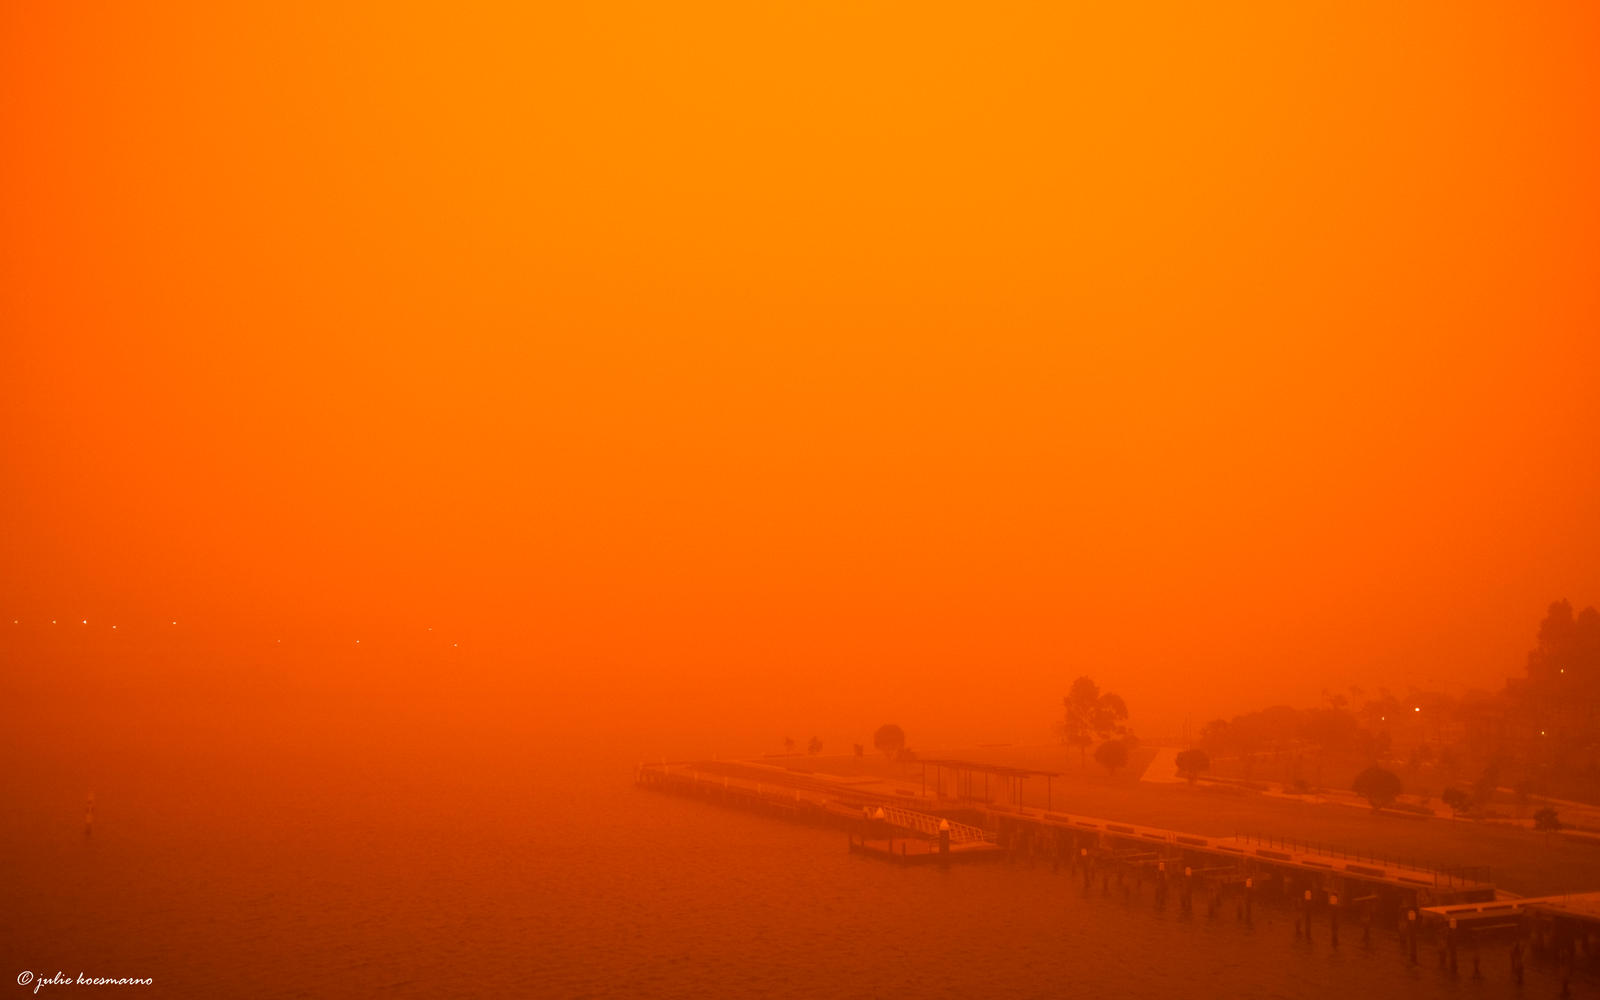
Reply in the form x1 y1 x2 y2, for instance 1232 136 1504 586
1140 746 1183 783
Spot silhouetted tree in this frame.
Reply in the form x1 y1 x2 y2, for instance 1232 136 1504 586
1196 704 1312 757
1534 806 1562 834
1473 761 1501 808
1057 677 1129 768
807 736 822 756
1175 748 1210 784
1526 600 1600 691
873 724 906 760
783 736 795 759
1353 765 1403 810
1094 738 1130 776
1438 746 1461 786
1441 786 1472 816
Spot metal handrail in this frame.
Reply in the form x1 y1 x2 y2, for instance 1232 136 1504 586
876 804 992 844
1233 831 1490 886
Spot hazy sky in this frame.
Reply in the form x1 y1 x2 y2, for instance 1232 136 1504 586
4 1 1597 741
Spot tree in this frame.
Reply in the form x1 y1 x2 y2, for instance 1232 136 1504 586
1057 677 1130 768
807 736 822 756
1437 746 1461 785
873 724 906 760
1175 748 1210 784
1094 738 1130 776
852 743 864 759
783 736 795 759
1198 718 1231 751
1525 599 1600 701
1534 807 1562 834
1441 786 1473 816
1353 765 1403 811
1473 761 1501 808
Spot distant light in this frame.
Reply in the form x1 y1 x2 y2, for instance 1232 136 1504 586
452 643 458 648
111 625 117 630
1413 707 1420 712
51 620 57 625
82 619 88 625
1541 730 1547 736
171 621 177 626
355 639 361 644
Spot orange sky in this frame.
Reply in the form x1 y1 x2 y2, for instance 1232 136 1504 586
3 1 1598 740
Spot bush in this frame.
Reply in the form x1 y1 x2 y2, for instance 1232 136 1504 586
1353 765 1403 810
1175 749 1210 783
1094 738 1131 775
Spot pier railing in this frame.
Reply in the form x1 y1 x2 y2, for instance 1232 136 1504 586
1232 832 1491 888
877 804 992 844
637 762 995 844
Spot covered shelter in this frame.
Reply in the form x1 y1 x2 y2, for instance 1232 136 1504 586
916 757 1062 809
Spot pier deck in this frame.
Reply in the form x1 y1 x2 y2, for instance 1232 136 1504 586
1423 891 1600 927
638 758 1499 902
848 837 1007 865
989 803 1493 897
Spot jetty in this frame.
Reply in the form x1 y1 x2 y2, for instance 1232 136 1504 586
637 755 1504 918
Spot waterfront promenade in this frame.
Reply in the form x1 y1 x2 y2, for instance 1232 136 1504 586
637 756 1497 906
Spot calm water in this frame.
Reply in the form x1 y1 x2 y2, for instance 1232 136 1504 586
2 714 1593 999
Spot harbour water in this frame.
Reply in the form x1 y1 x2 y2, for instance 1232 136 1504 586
2 709 1593 999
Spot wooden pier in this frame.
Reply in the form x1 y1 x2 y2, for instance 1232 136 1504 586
847 835 1007 865
637 756 1600 973
637 758 1499 906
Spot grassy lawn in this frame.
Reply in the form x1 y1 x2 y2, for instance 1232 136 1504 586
797 745 1600 896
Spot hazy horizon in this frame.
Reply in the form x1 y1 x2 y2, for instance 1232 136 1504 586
5 2 1600 996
